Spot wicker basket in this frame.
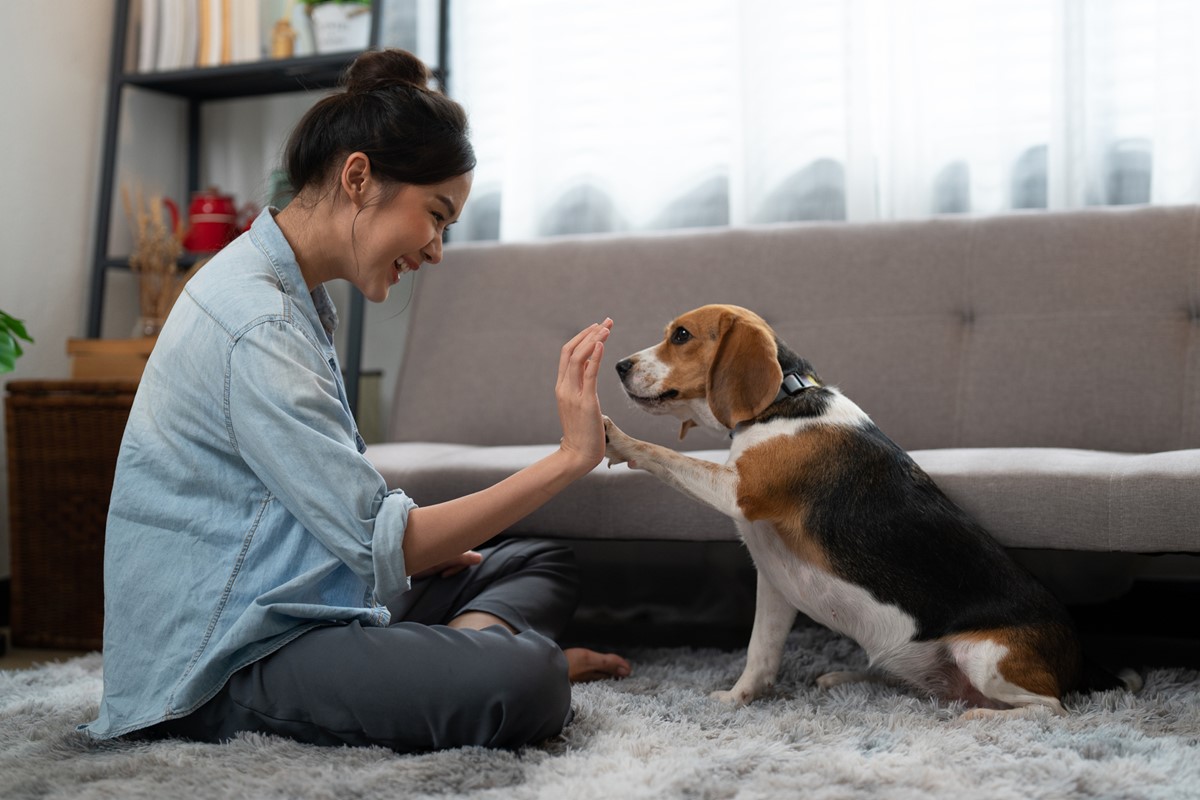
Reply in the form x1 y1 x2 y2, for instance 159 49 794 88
5 380 137 650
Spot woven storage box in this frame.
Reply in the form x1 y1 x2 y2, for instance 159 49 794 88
5 380 137 650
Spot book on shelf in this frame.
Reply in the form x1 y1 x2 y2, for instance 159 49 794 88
120 0 440 76
120 0 444 76
128 0 279 74
135 0 157 72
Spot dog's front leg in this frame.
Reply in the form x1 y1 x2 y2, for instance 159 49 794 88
712 572 797 706
603 416 741 517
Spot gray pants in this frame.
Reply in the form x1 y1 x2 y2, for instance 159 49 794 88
141 538 579 753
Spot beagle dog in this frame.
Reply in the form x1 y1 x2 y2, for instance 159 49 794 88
604 304 1139 718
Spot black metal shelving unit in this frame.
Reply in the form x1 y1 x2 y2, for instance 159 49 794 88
86 0 449 414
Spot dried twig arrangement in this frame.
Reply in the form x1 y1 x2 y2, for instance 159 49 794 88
121 185 203 335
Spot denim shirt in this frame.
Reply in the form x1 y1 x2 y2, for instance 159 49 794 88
83 208 415 739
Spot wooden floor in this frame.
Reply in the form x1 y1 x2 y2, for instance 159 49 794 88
0 627 89 671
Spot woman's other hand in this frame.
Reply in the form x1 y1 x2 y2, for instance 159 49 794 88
564 647 632 682
411 550 484 580
555 319 612 476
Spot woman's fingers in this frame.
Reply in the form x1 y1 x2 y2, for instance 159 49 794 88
555 319 612 471
558 324 598 383
442 550 483 576
559 319 611 392
559 319 609 384
584 340 603 385
562 327 608 406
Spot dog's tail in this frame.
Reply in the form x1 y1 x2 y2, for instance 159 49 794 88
1081 660 1143 694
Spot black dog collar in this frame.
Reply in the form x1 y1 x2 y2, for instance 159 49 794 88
774 372 821 403
731 372 823 437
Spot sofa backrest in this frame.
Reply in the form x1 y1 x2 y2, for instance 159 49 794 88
386 205 1200 454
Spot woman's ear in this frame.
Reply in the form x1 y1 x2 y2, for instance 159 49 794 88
706 316 782 430
340 151 373 206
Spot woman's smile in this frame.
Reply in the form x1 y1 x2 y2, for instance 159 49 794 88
393 256 421 283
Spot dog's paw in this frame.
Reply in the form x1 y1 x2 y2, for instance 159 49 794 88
960 705 1058 722
710 688 755 707
816 670 900 690
602 416 634 468
605 451 628 469
602 415 626 440
816 670 870 689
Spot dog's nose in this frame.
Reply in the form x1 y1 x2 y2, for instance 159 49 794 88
615 358 634 378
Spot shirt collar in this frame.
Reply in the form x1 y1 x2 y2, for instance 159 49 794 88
251 207 339 342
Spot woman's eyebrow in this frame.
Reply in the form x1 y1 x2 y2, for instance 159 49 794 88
435 194 457 218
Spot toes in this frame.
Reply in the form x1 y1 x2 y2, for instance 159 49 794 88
565 648 631 683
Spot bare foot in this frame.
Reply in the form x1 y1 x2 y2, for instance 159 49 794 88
564 647 631 683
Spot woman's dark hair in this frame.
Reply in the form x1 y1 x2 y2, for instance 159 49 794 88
284 49 475 196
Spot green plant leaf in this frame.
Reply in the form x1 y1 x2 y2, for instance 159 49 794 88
0 333 17 373
0 311 33 343
0 309 33 373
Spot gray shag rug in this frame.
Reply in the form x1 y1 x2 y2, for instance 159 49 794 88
3 625 1199 800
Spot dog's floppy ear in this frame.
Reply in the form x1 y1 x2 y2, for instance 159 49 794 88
707 315 782 430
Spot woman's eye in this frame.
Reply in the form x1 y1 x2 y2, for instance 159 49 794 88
670 327 692 345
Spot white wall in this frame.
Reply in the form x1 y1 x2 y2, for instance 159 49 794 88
0 1 420 580
0 1 114 578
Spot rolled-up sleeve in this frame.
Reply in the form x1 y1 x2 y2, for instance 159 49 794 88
372 489 413 604
226 318 414 606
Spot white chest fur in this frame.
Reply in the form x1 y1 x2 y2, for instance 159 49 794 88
736 518 920 665
705 391 940 681
726 393 939 677
727 390 872 460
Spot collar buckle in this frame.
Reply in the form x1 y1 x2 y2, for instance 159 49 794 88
775 372 820 403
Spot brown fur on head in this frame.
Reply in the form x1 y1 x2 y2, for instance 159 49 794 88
703 306 783 430
618 304 783 437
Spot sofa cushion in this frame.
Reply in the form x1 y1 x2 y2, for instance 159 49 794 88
368 443 734 544
366 444 1200 553
387 206 1200 455
914 447 1200 552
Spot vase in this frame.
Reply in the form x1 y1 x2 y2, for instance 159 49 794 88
310 3 372 54
134 316 164 338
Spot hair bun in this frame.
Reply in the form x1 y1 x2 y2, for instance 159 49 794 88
343 49 432 94
285 46 473 194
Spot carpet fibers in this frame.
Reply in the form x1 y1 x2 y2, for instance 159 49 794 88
3 625 1198 800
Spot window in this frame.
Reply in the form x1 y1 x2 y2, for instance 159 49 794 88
448 0 1200 241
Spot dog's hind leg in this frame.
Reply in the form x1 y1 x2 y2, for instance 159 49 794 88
961 704 1062 721
712 574 797 706
947 633 1067 719
816 670 903 690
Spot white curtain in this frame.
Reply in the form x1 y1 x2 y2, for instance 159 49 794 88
448 0 1200 241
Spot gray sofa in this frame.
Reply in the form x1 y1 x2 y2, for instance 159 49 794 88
366 205 1200 585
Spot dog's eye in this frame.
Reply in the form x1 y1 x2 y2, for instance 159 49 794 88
670 327 692 345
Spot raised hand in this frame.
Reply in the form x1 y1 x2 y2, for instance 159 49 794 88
555 319 612 475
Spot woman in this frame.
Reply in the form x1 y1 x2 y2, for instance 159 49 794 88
83 48 629 753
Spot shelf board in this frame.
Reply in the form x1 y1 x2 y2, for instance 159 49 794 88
103 253 209 270
120 53 362 99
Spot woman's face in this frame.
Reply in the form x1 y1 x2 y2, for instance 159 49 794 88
352 171 473 302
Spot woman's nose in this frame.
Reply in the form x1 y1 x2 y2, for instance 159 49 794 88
423 234 444 265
